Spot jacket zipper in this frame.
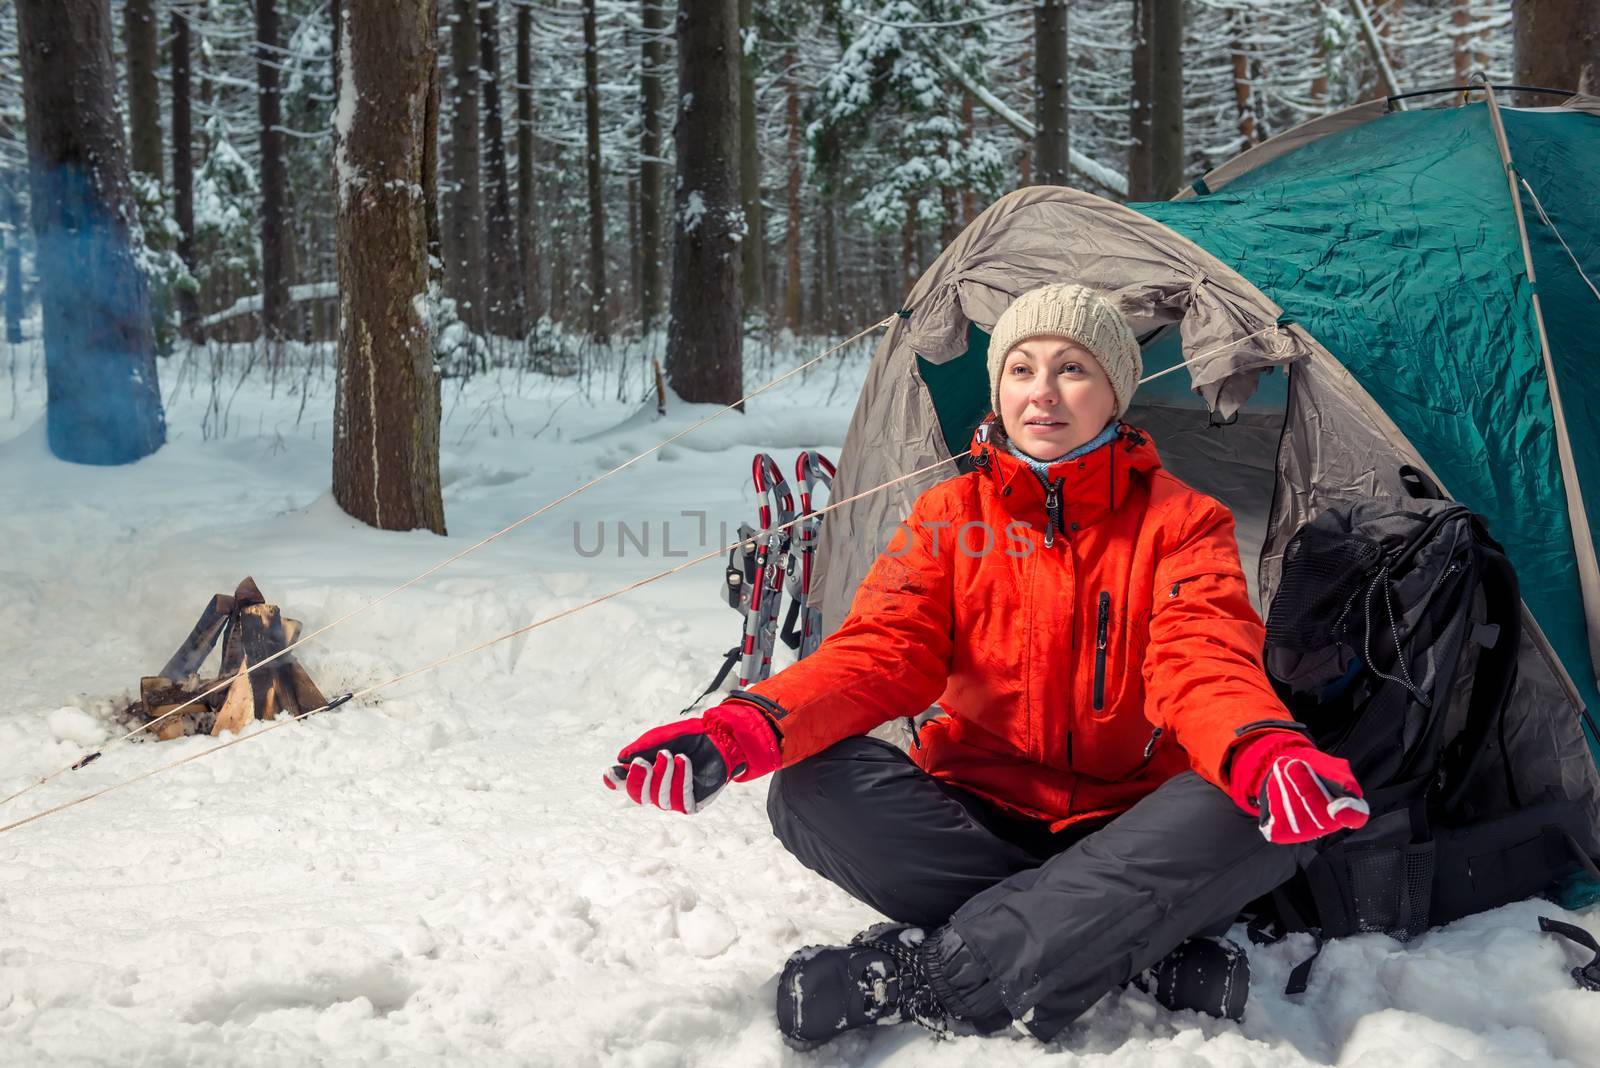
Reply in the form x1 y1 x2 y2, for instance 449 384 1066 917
1044 476 1063 548
1136 727 1165 771
1093 591 1110 709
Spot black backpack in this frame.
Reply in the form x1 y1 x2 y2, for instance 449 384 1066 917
1254 467 1598 990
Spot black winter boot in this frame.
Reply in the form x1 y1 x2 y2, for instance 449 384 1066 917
775 923 951 1049
1134 936 1250 1021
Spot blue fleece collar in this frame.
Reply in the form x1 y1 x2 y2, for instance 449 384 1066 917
1003 421 1119 484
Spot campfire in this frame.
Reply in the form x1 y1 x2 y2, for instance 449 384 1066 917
127 577 328 739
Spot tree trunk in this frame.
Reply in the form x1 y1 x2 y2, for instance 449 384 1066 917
1128 0 1153 200
582 0 608 341
123 0 162 181
738 0 764 322
627 165 640 323
1151 0 1185 198
666 0 742 404
479 0 524 338
1229 9 1257 148
822 188 839 332
1033 0 1068 186
171 0 200 336
425 2 443 271
960 93 975 224
16 0 166 464
900 202 916 294
333 0 446 535
1452 0 1477 83
258 0 291 342
1515 0 1600 101
784 47 802 333
1311 0 1331 108
445 0 486 333
1357 0 1404 101
639 0 667 334
516 0 541 323
3 172 23 345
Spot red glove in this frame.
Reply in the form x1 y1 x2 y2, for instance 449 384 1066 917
1228 731 1370 845
602 700 783 814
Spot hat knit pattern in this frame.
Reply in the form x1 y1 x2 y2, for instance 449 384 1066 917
987 283 1142 418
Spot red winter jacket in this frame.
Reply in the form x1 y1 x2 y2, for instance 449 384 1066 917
748 420 1296 830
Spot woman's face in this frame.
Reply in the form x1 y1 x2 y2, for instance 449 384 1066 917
998 337 1119 458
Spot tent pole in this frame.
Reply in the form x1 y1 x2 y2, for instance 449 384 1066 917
1481 80 1600 691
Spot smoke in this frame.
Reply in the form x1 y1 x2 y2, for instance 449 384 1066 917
30 162 166 465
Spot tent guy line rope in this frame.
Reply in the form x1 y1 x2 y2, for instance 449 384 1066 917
0 320 1293 838
1130 323 1286 385
0 452 963 839
0 315 898 813
1520 177 1600 305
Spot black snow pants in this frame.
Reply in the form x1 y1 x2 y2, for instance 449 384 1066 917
767 736 1311 1042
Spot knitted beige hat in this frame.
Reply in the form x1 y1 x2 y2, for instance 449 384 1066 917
987 284 1142 418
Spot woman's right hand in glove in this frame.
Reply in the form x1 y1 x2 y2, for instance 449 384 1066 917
602 699 783 814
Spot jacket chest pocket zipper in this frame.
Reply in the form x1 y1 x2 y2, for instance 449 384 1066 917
1169 577 1200 598
1093 591 1110 709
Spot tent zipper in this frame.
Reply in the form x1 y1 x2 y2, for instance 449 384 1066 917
1093 591 1110 709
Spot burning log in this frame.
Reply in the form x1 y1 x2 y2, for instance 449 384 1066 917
125 577 328 739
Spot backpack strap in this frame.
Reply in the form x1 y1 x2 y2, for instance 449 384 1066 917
679 646 742 717
1538 916 1600 992
1441 544 1523 813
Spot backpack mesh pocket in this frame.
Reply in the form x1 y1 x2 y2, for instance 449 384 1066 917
1267 527 1384 651
1348 843 1434 941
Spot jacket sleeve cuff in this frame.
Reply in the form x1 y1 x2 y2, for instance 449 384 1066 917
1223 728 1317 814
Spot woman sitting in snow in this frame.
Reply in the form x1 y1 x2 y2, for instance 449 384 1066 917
604 283 1370 1048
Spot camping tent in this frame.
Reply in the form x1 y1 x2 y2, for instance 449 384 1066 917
808 88 1600 903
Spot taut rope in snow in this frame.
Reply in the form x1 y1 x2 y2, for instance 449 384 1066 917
0 315 897 812
0 451 960 838
0 314 1292 835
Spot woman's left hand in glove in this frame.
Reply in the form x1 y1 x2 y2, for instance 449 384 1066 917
1228 730 1370 845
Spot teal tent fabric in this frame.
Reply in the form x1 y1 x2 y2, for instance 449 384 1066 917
1131 105 1600 756
917 323 992 457
913 103 1600 903
1129 104 1600 905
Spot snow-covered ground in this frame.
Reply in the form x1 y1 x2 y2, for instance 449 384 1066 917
1 337 1598 1067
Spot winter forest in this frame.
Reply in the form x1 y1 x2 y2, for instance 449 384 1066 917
0 0 1588 527
4 0 1600 1063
